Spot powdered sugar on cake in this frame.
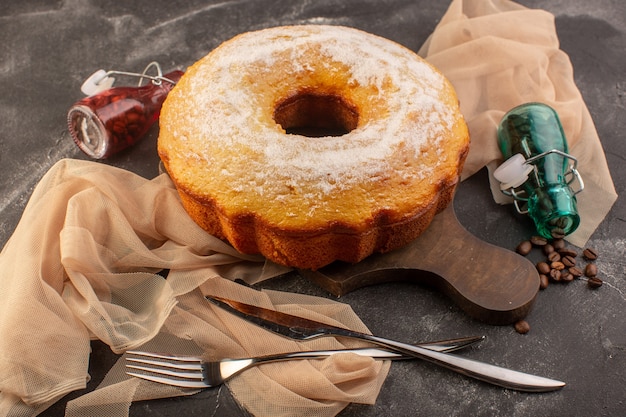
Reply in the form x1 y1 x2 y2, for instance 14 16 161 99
165 25 457 203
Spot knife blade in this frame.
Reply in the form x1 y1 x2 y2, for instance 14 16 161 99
205 294 566 392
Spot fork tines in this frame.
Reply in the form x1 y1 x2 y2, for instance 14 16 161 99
125 350 209 389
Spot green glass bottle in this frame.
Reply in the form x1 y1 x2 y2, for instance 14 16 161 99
495 103 583 239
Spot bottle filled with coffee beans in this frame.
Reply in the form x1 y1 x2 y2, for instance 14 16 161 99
494 103 584 239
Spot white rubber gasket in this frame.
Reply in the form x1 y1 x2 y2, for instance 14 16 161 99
80 69 115 96
494 154 534 189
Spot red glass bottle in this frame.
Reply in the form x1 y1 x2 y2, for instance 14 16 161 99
67 70 183 159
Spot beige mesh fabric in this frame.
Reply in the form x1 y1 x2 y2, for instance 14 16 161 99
0 159 388 417
63 283 387 417
420 0 617 247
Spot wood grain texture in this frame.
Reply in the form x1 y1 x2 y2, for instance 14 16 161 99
301 205 540 325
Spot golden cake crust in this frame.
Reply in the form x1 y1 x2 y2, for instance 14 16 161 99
158 25 470 270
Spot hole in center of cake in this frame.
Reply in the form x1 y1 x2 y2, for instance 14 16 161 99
273 93 359 137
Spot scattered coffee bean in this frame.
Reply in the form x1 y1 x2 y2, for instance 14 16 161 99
569 266 583 278
585 263 598 277
516 240 532 255
583 248 598 261
537 262 551 274
560 270 574 282
587 276 603 289
547 251 561 262
562 255 576 268
514 320 531 334
543 244 555 255
513 237 604 316
558 248 578 258
530 235 548 246
539 274 549 290
550 268 561 282
552 238 566 250
551 261 565 271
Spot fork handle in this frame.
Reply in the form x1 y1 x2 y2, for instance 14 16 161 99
216 347 407 382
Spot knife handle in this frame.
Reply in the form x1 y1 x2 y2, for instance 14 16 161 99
359 333 565 392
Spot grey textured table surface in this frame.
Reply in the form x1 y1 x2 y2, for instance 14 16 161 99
1 1 624 416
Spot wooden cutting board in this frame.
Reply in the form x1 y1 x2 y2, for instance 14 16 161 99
300 204 540 325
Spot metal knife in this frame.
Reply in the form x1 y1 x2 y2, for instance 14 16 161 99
205 294 566 392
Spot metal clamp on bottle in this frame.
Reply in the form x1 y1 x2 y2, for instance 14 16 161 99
67 62 184 159
494 102 584 239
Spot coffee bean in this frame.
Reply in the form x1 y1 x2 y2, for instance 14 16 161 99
583 248 598 261
514 320 531 334
561 270 574 282
530 235 548 246
543 244 555 255
585 263 598 277
539 274 549 290
550 228 566 239
587 276 603 289
516 240 532 255
514 238 604 297
537 262 551 274
551 261 565 271
562 255 576 268
547 251 561 262
558 248 578 258
550 268 561 282
569 266 583 277
552 239 566 250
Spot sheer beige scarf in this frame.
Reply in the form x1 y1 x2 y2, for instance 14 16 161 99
0 1 617 416
0 159 387 417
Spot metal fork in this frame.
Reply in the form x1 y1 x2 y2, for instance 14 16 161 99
125 336 483 388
